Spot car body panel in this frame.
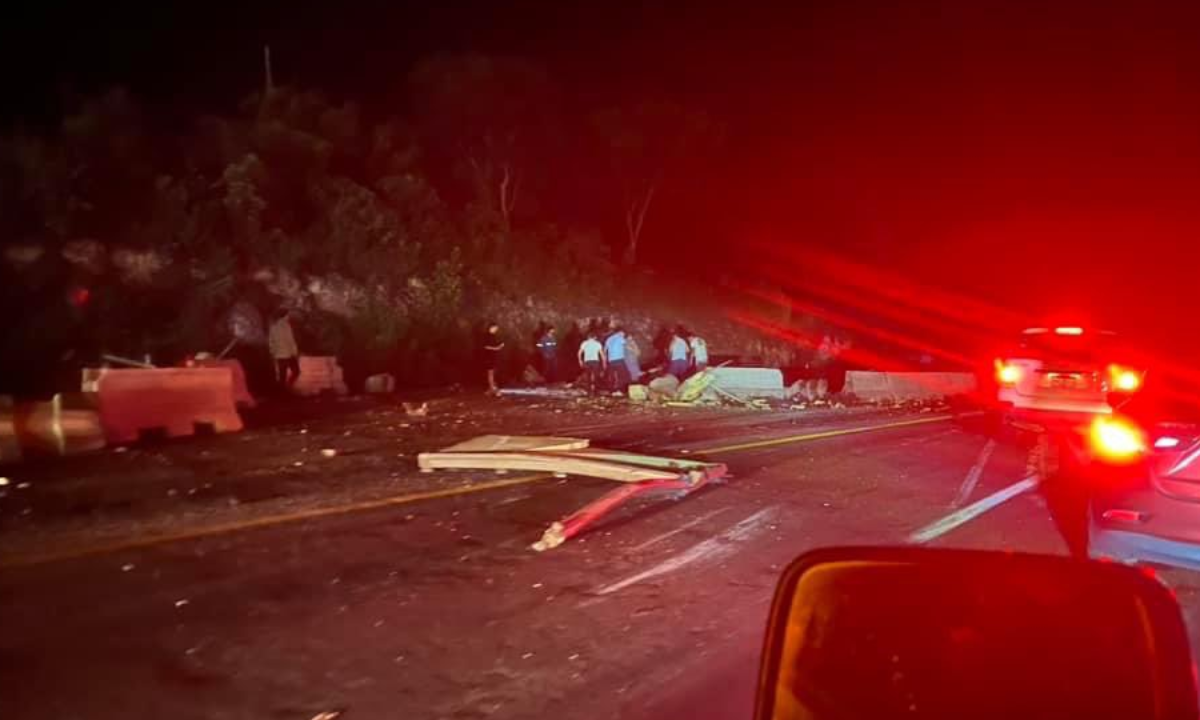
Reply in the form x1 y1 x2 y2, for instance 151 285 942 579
1082 388 1200 569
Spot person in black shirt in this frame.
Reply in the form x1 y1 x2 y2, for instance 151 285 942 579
536 326 558 382
483 324 505 394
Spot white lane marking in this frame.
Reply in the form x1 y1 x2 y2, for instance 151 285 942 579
496 493 532 506
952 438 997 507
1168 444 1200 476
909 475 1040 544
628 507 732 552
594 506 778 596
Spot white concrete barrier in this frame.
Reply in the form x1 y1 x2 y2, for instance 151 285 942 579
709 367 786 398
844 371 977 402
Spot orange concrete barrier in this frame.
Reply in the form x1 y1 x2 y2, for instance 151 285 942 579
16 393 106 456
83 367 244 444
292 356 348 397
190 358 256 408
0 396 19 464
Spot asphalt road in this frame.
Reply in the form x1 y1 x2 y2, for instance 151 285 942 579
2 397 1197 719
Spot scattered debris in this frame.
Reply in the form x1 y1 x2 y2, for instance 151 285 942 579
293 461 305 467
121 563 135 572
320 448 338 458
311 712 343 720
498 387 586 399
101 353 157 369
647 375 681 400
403 402 429 417
16 482 30 489
174 599 189 608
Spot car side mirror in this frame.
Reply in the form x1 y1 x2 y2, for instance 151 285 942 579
755 547 1198 720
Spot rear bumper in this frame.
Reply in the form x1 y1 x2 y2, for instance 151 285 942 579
997 388 1111 417
1002 406 1105 432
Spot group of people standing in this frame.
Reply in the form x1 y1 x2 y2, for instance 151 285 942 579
532 322 708 396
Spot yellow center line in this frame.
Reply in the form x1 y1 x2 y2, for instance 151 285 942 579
2 413 956 569
0 474 552 570
694 415 953 455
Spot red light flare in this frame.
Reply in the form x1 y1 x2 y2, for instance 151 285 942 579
68 286 91 308
728 310 930 374
747 240 1028 336
755 261 998 351
733 284 977 368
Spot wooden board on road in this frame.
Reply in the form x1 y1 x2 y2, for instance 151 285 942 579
439 435 590 453
417 451 678 483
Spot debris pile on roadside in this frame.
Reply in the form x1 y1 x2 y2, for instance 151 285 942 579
501 366 974 413
631 366 789 409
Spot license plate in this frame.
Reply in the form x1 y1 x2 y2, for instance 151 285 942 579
1043 374 1085 389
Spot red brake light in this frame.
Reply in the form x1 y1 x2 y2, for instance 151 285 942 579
1055 326 1084 335
1108 365 1142 392
995 361 1021 385
1089 417 1147 462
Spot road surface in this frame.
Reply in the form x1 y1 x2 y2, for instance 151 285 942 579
2 395 1197 719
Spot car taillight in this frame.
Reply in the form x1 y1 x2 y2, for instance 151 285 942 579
995 360 1020 385
1108 364 1142 392
1089 416 1147 462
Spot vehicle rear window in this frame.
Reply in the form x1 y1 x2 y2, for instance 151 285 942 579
1016 332 1118 365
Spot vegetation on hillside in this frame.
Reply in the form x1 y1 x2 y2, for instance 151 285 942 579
0 55 793 395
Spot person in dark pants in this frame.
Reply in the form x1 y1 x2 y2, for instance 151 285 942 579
536 326 558 382
483 324 505 394
269 308 301 391
667 328 690 378
603 326 630 392
577 332 605 396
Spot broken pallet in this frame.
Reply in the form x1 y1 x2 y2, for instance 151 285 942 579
417 435 727 551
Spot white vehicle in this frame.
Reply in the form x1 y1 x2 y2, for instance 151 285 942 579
994 327 1142 423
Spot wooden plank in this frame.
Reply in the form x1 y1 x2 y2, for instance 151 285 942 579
417 451 678 483
540 448 716 472
439 435 590 453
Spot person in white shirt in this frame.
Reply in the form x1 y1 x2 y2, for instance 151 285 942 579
268 309 301 390
668 330 690 378
577 333 606 395
688 332 709 372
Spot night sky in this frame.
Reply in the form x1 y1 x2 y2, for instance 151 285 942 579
5 0 1200 350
